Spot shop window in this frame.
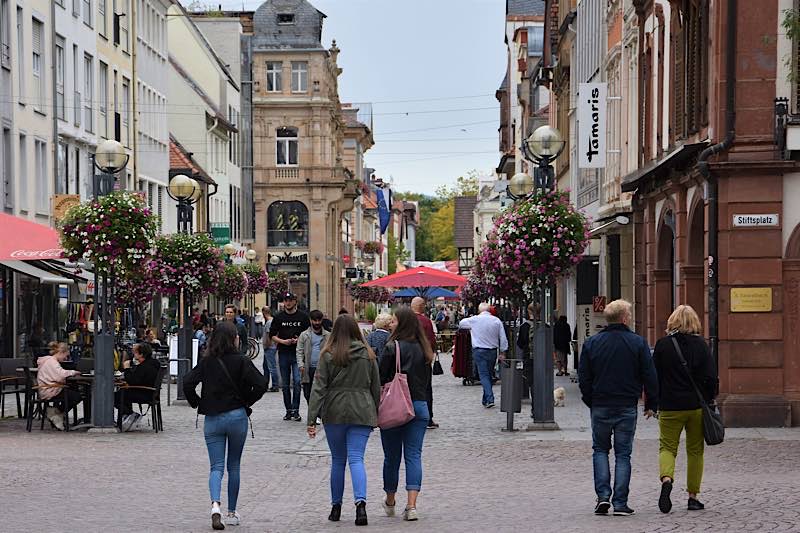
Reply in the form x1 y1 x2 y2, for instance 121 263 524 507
268 201 308 247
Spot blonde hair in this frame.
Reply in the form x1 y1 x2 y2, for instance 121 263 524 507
603 299 632 324
666 305 702 334
373 313 393 330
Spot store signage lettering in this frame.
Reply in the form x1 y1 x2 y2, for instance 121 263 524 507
10 248 64 259
730 287 772 312
268 252 308 264
578 82 607 169
732 214 779 227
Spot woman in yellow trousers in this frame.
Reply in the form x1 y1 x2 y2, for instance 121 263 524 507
652 305 717 513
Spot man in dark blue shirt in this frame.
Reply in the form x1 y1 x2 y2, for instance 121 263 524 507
578 299 658 517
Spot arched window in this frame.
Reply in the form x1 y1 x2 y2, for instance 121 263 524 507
276 127 298 166
268 201 308 247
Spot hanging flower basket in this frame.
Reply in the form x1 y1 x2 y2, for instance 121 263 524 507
476 189 590 301
348 282 393 304
356 240 384 254
151 232 224 297
461 264 491 306
267 271 289 300
115 269 160 307
59 191 159 275
242 263 269 295
216 264 248 302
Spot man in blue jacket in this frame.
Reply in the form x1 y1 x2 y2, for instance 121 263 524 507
578 299 658 517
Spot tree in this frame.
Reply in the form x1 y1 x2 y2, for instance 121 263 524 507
429 201 457 260
387 233 410 274
434 170 480 200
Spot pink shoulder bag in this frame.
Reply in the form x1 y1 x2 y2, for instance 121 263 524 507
377 341 415 430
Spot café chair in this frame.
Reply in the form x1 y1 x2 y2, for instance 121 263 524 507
116 364 167 433
77 359 95 373
26 382 74 432
0 358 27 418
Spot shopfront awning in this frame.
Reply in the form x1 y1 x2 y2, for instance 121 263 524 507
620 142 708 193
0 213 64 261
0 261 74 284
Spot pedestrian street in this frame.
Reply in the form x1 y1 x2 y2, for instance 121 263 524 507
1 351 798 533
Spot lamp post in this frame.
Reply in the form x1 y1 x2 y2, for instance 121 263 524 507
90 140 129 429
245 248 257 333
268 254 280 311
508 125 566 431
167 174 201 401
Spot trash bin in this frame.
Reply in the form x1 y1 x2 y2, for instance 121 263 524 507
500 360 523 413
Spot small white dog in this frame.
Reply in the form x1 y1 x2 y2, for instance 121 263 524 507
553 387 566 407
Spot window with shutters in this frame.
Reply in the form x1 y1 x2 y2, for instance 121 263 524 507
268 201 308 247
56 37 66 120
672 0 708 139
32 18 44 112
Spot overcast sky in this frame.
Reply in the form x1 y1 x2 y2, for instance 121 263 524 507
212 0 506 195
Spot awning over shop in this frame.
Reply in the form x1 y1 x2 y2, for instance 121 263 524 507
620 142 708 193
0 260 74 284
41 260 93 282
0 213 64 261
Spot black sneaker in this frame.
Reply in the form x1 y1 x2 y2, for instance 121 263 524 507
594 500 611 515
659 480 673 513
613 506 635 516
292 412 302 422
687 498 705 511
328 503 341 522
283 412 292 421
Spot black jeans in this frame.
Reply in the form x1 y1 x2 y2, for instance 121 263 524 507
115 389 152 416
302 366 316 403
426 365 434 421
53 388 83 412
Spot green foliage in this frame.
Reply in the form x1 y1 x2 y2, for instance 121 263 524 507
387 233 410 274
430 201 457 260
434 171 480 200
782 9 800 82
365 303 378 323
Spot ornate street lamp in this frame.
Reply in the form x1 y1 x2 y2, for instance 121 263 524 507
513 125 566 430
167 173 201 401
89 139 128 428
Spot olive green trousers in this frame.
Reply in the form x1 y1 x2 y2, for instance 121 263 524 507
658 408 704 494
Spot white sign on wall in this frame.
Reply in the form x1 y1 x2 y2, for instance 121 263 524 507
578 82 608 169
732 214 779 227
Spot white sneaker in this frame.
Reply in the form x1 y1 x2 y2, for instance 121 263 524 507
382 499 396 517
46 407 65 431
225 511 241 526
211 503 224 530
403 507 418 521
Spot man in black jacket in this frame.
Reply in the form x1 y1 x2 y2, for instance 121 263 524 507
225 305 248 355
578 299 658 517
116 343 162 431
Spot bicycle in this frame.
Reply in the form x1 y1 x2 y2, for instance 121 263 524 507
246 337 261 360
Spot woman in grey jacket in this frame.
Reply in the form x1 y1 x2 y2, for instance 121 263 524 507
307 314 381 526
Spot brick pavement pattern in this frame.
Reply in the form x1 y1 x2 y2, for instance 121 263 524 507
1 352 799 532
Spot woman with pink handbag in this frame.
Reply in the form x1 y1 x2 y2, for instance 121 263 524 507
379 307 435 522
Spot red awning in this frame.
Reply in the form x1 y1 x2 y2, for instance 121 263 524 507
0 213 64 261
362 266 466 288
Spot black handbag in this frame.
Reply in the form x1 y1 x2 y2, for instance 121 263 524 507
670 337 724 445
432 355 444 376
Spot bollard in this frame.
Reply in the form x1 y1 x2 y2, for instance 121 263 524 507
500 359 523 431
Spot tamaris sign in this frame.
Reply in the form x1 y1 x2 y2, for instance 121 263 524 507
578 82 607 169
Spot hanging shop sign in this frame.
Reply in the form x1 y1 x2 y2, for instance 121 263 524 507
731 214 779 228
52 194 81 222
210 223 231 245
578 82 607 169
730 287 772 312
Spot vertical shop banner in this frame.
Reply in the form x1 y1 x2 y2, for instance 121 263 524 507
578 82 607 169
377 188 391 235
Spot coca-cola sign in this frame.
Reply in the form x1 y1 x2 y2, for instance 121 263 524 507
10 248 64 259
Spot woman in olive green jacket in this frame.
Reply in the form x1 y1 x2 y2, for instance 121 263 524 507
307 314 381 526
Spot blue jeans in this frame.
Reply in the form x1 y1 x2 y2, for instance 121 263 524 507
381 400 429 492
472 348 497 405
278 352 301 413
324 424 372 504
262 346 280 389
591 406 638 508
204 407 249 511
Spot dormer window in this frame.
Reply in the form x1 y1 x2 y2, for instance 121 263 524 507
277 13 295 25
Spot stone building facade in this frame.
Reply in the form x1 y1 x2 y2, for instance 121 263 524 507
246 0 357 316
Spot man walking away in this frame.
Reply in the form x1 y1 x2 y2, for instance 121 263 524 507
297 309 330 404
578 299 658 517
411 297 439 429
458 302 508 409
554 315 572 376
225 305 248 355
261 307 280 392
270 293 310 421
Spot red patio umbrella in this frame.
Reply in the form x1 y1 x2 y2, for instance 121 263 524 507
0 213 64 261
362 266 466 288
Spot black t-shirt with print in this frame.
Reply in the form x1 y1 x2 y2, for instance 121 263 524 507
269 310 310 356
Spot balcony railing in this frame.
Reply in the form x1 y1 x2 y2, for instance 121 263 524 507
275 167 299 180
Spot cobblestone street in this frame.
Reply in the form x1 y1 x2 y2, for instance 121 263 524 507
2 352 799 533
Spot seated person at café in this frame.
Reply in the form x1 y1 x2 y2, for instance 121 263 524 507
115 343 161 431
38 342 82 431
